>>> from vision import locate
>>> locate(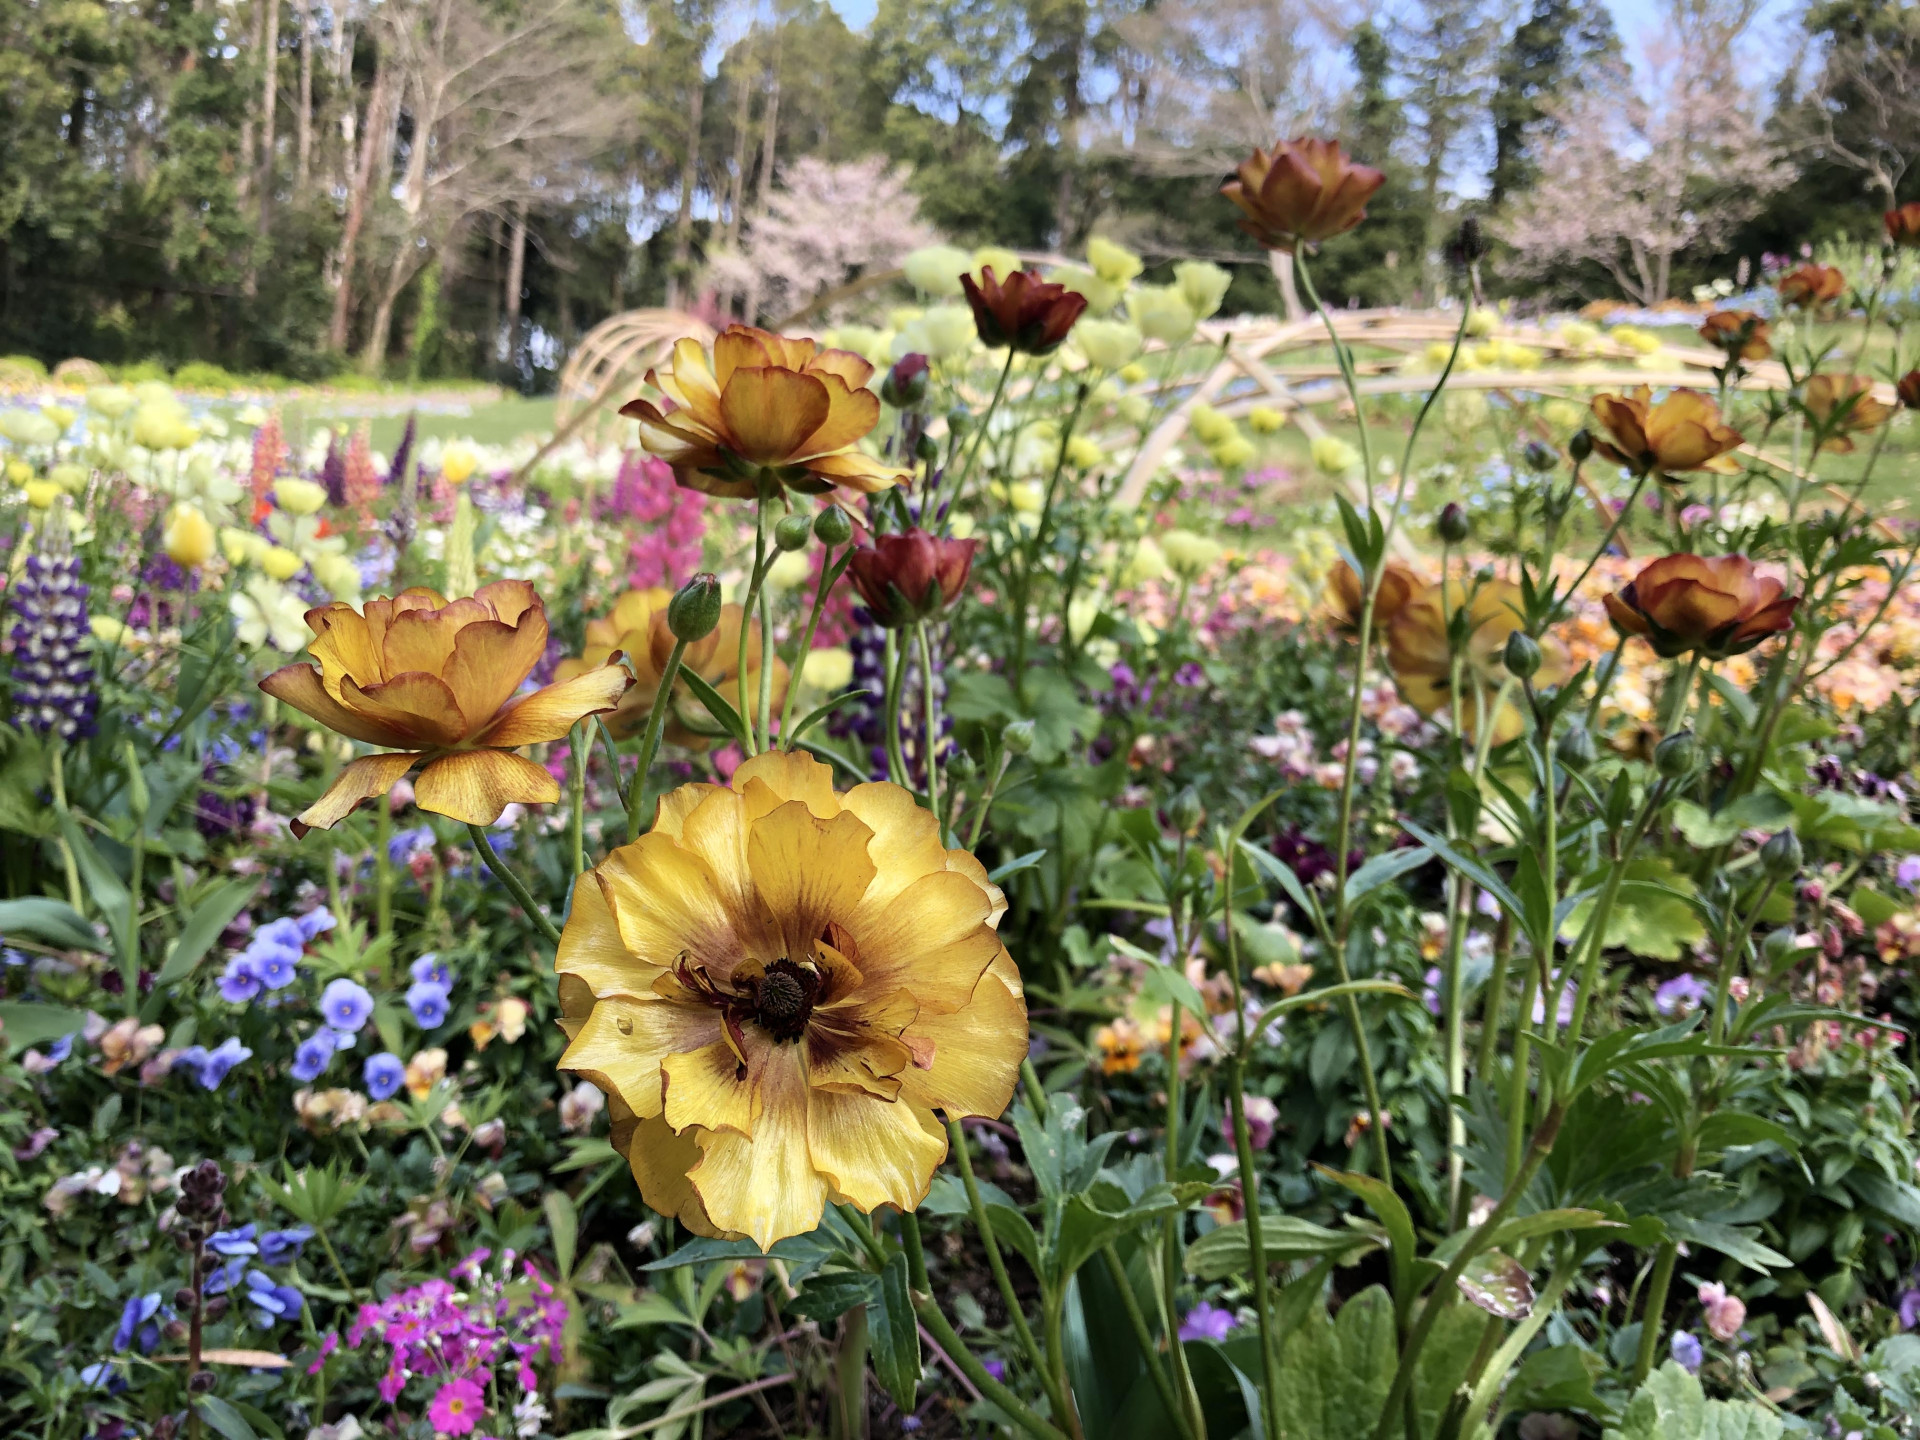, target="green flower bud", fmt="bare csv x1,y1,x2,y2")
915,432,940,464
1760,927,1799,966
1001,719,1036,756
1569,430,1594,464
1522,439,1559,473
668,572,723,643
1436,502,1470,544
1169,786,1205,835
946,406,972,438
1760,829,1803,878
813,504,854,547
1653,730,1697,779
1503,631,1543,679
774,514,812,552
1556,723,1597,772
